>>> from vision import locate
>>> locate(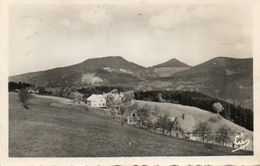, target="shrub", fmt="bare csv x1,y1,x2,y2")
18,90,33,109
208,116,220,123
